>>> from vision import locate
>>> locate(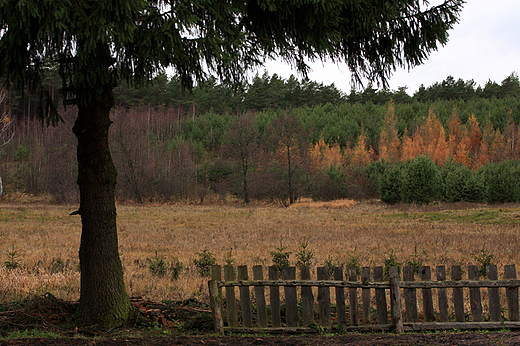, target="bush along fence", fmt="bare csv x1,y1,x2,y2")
208,264,520,335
